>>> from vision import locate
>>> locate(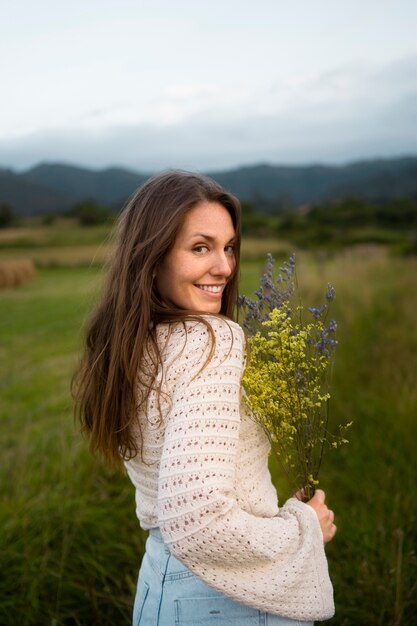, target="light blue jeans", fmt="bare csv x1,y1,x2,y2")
133,529,313,625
